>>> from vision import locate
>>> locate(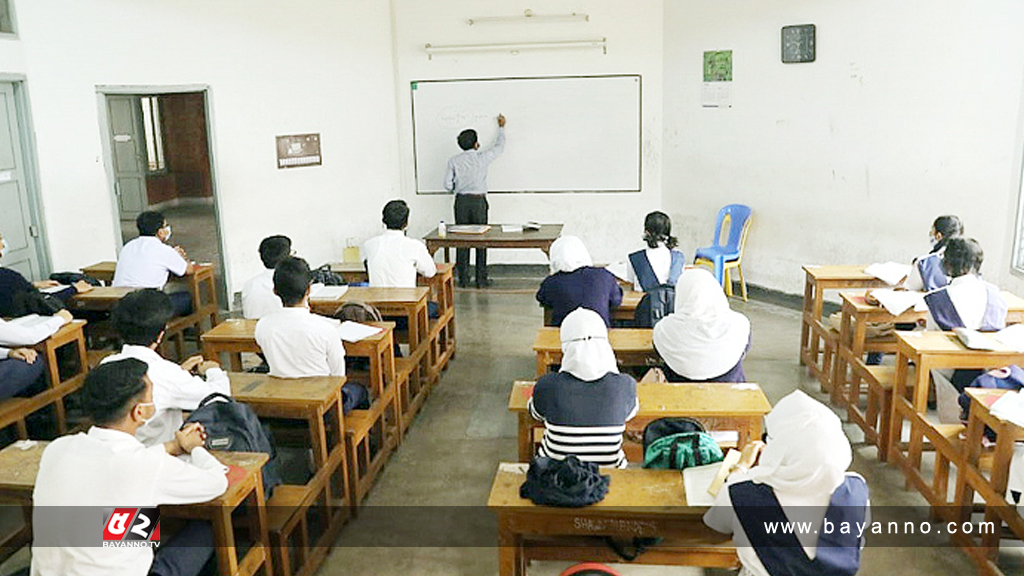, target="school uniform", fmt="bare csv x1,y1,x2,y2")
0,267,74,317
101,345,231,447
653,268,751,382
31,426,228,576
705,391,868,576
527,308,638,469
241,269,281,320
904,249,949,292
113,236,191,315
627,244,685,292
363,229,437,288
537,235,623,327
443,127,505,285
0,313,68,399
